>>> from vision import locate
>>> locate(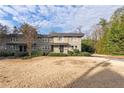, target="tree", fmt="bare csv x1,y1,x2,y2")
107,8,124,54
96,18,109,54
81,39,95,53
0,24,8,35
93,7,124,55
0,23,8,43
13,26,19,34
99,18,107,27
19,23,37,57
91,18,109,54
75,25,82,33
0,23,8,50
